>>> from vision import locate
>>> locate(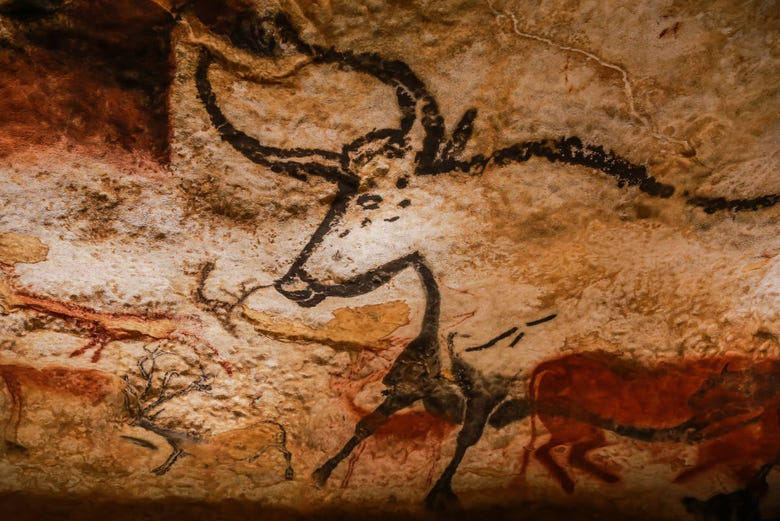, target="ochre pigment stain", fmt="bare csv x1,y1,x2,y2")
0,0,173,162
